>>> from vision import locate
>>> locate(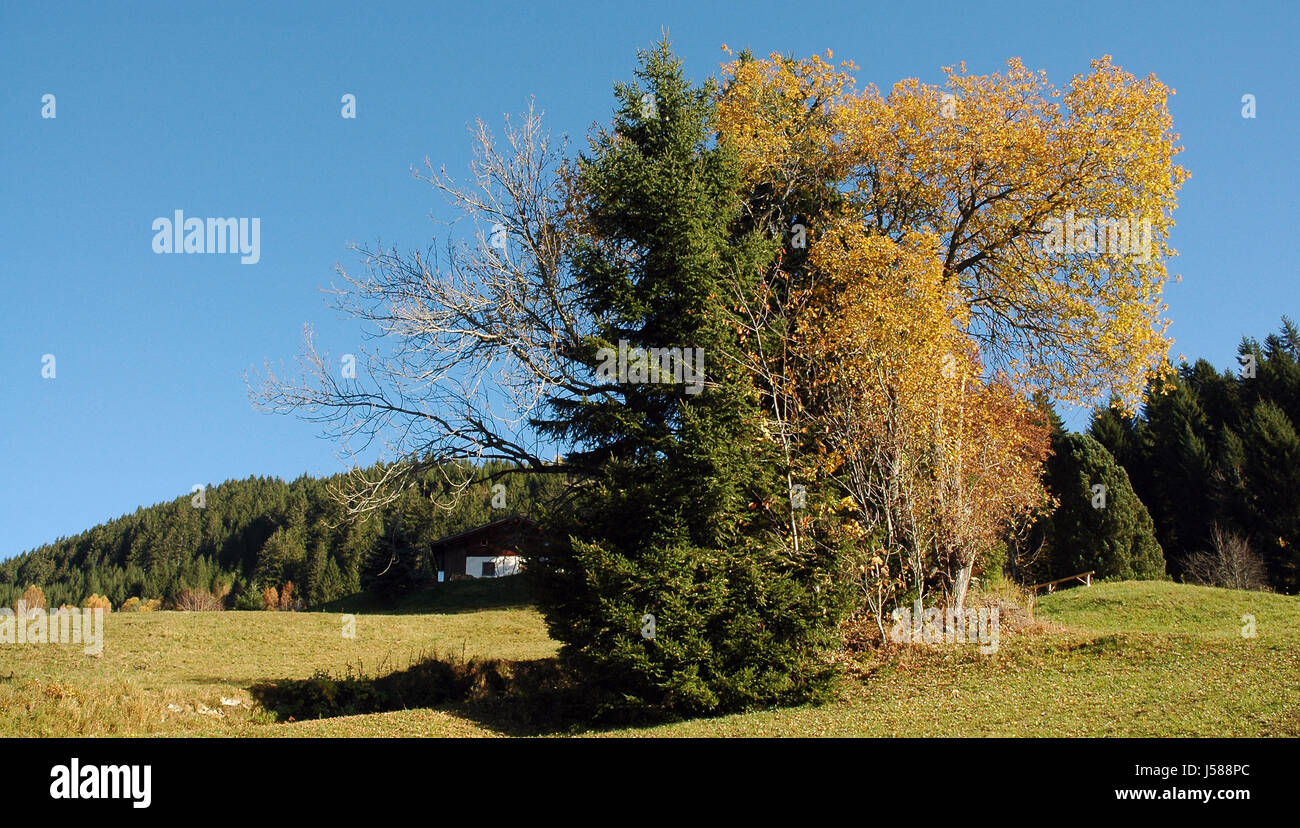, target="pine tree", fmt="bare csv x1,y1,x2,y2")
361,519,426,596
529,40,845,717
1043,432,1165,581
1089,399,1146,480
1240,400,1300,591
1140,369,1216,574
